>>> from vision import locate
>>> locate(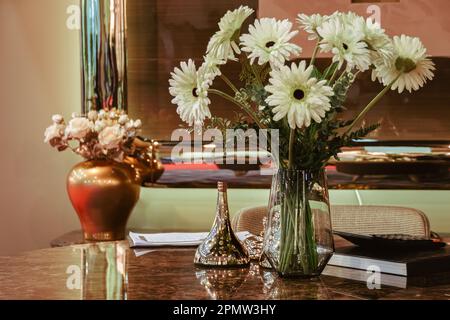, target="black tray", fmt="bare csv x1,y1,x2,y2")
334,231,447,251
